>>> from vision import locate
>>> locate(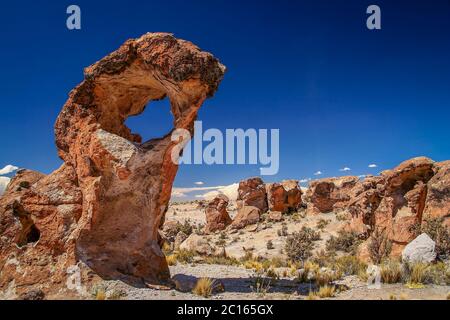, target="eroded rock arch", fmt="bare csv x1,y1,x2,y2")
0,33,225,296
